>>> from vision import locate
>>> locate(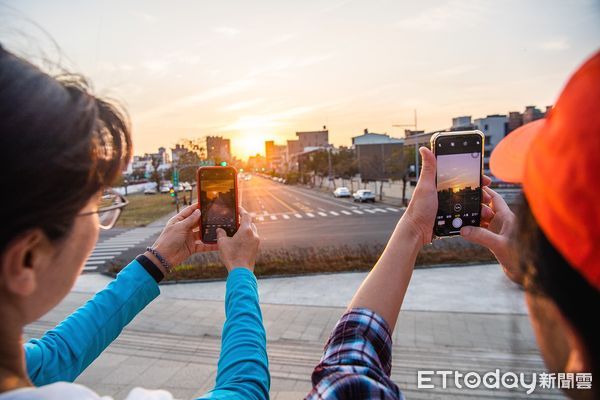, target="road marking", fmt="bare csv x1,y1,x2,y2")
373,208,387,213
364,209,376,214
329,211,339,216
294,213,303,219
306,213,315,218
317,212,327,217
270,215,277,220
386,207,399,212
341,210,352,215
352,210,364,215
83,266,99,271
283,214,290,219
85,260,109,265
87,256,115,261
90,251,121,256
93,246,131,250
264,190,298,213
